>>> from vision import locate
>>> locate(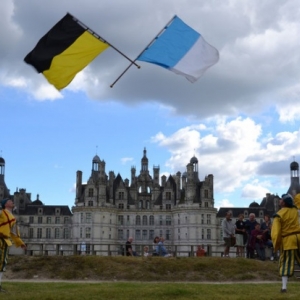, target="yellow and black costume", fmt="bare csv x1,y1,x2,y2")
272,197,300,277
